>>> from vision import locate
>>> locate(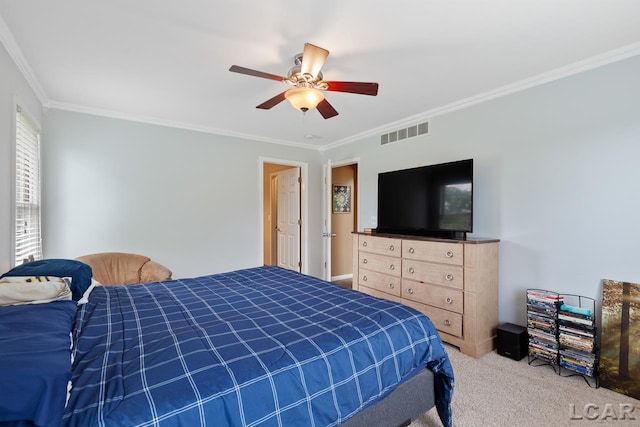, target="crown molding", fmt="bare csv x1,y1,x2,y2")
322,41,640,151
47,101,321,151
0,14,49,106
